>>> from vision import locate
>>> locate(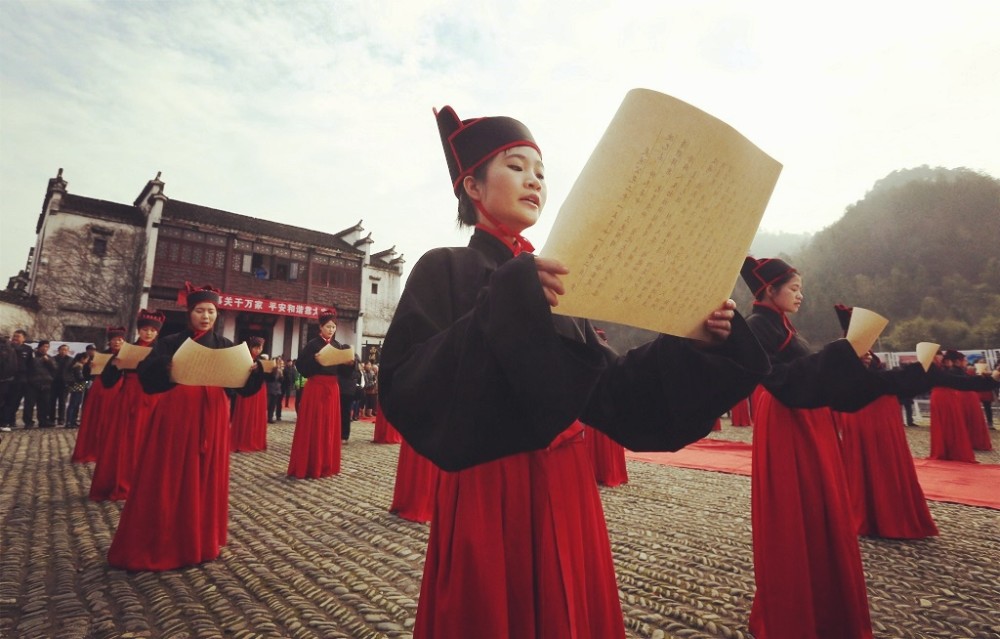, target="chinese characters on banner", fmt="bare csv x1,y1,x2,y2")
177,290,323,319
